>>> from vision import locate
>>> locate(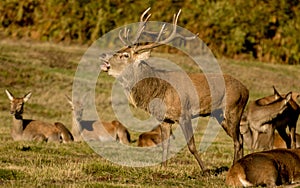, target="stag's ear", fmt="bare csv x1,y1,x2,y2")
273,86,281,99
23,92,32,103
5,89,14,101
